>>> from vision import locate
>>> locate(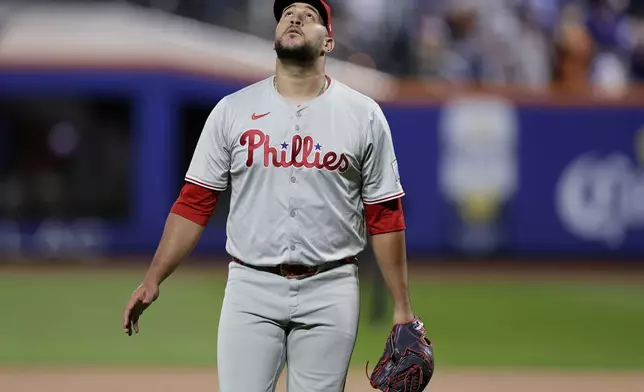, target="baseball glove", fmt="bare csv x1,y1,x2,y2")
366,317,434,392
